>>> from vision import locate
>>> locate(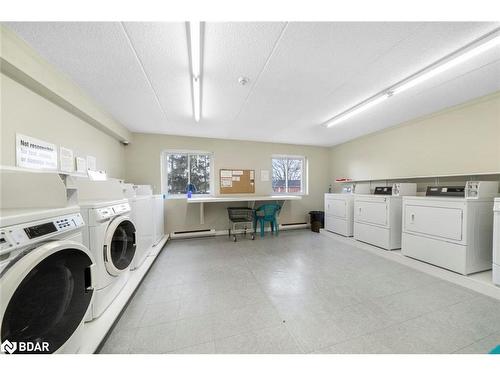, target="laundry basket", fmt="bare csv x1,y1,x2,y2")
227,207,255,242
